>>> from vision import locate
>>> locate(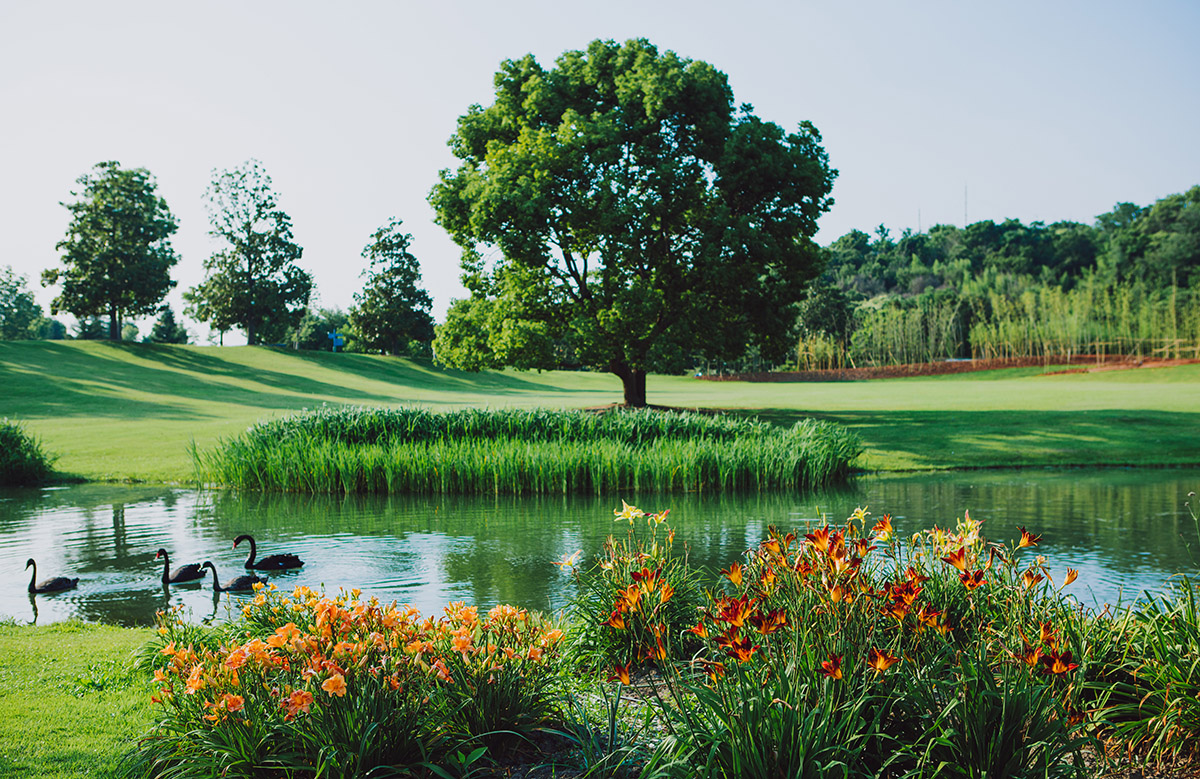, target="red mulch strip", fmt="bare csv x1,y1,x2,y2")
698,356,1200,383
